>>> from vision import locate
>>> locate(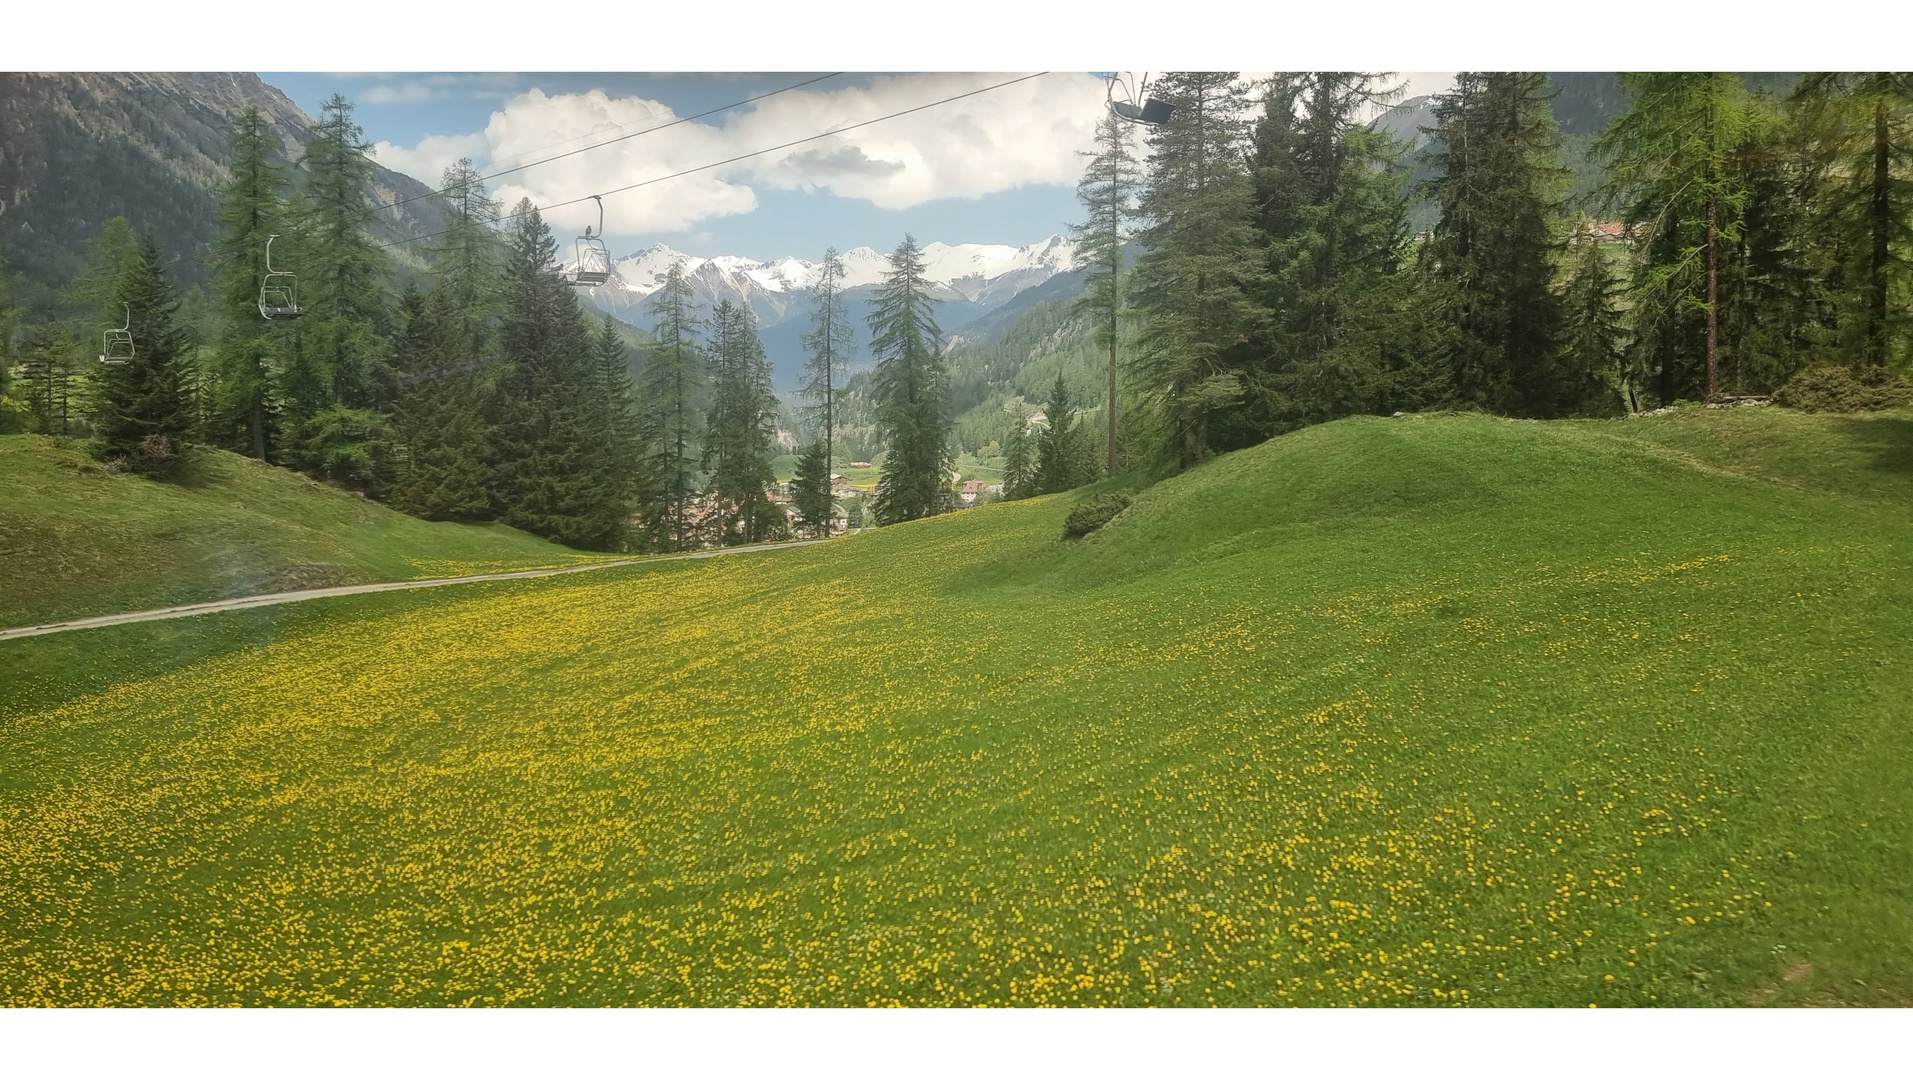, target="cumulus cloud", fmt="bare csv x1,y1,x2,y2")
369,132,490,185
374,73,1109,236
